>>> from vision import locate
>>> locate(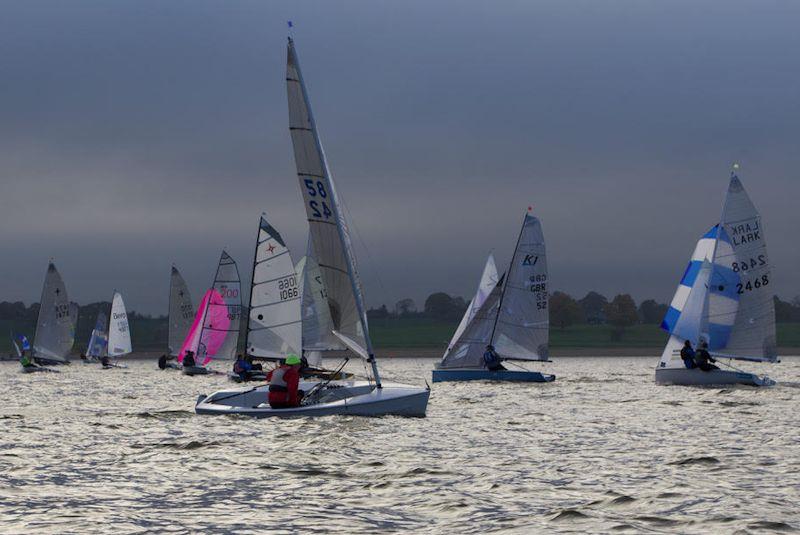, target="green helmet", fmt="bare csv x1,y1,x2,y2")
285,354,301,366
